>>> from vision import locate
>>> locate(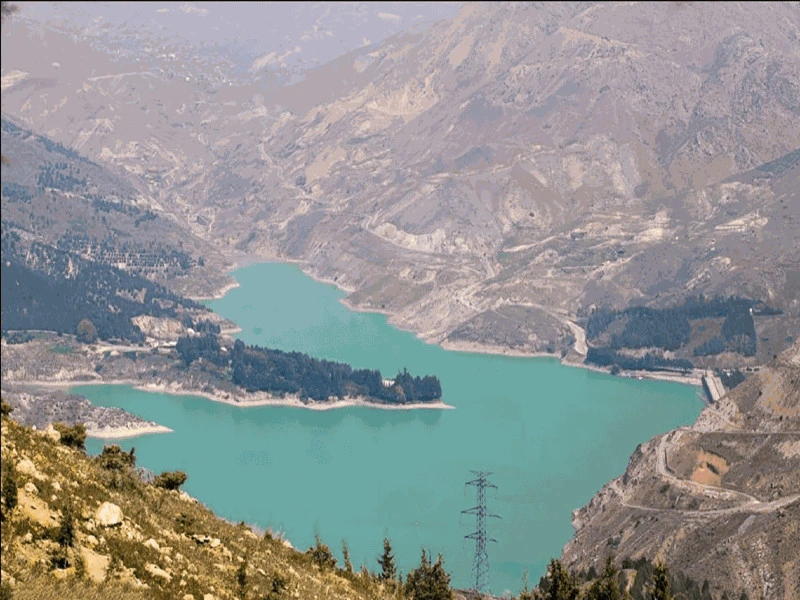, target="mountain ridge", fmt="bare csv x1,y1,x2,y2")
3,2,798,368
